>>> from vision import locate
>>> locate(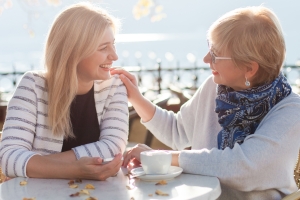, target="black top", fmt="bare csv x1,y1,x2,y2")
61,85,100,152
